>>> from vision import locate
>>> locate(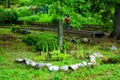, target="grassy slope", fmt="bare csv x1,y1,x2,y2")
0,28,120,80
